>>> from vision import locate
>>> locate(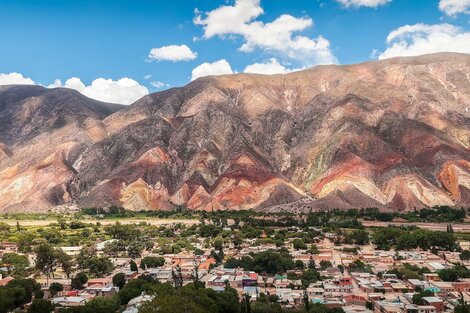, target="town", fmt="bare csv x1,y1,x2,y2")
0,207,469,313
